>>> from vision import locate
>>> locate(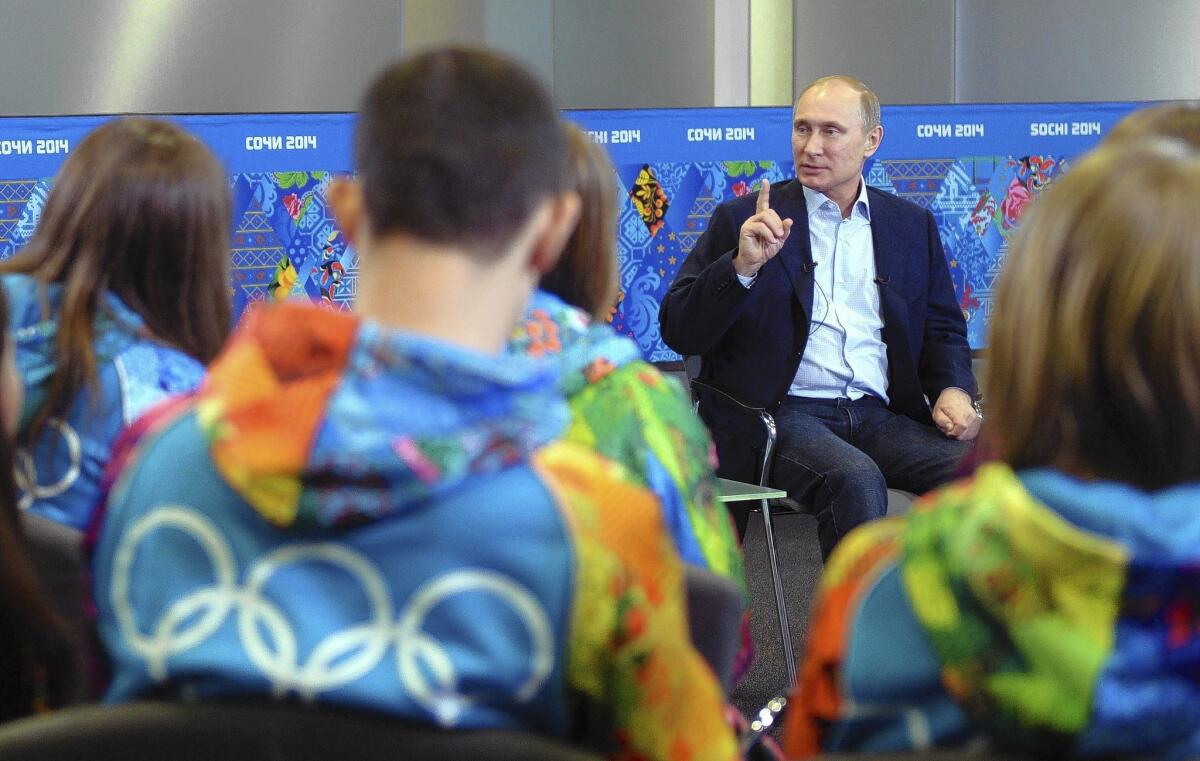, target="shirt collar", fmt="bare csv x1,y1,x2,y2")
802,178,871,222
